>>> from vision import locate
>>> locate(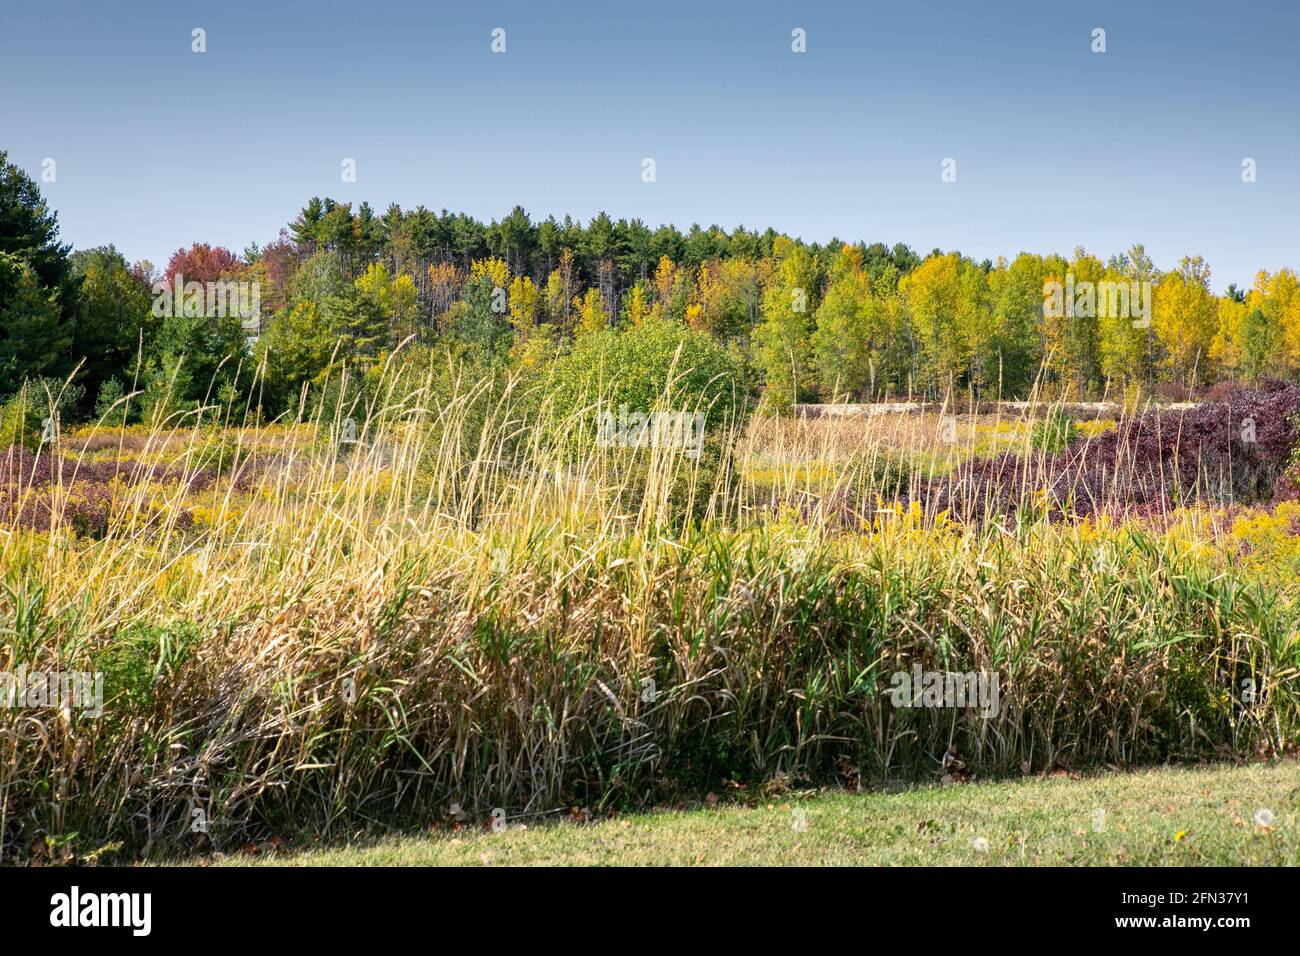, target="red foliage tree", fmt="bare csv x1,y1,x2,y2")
164,243,241,287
